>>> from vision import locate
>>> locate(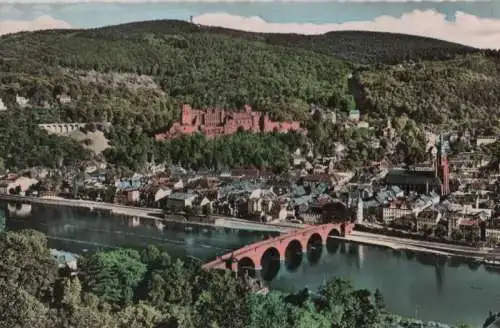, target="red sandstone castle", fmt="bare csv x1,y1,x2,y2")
155,104,305,141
